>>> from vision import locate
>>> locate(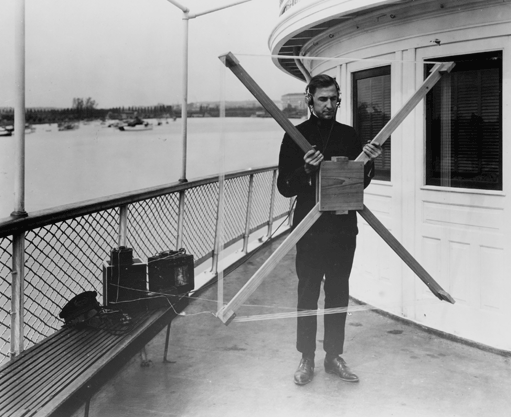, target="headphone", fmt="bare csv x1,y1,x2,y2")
305,75,342,107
